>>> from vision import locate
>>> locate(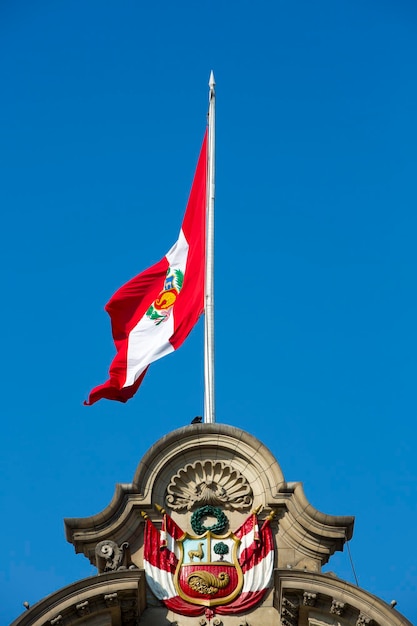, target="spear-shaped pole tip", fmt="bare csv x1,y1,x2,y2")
209,70,215,90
